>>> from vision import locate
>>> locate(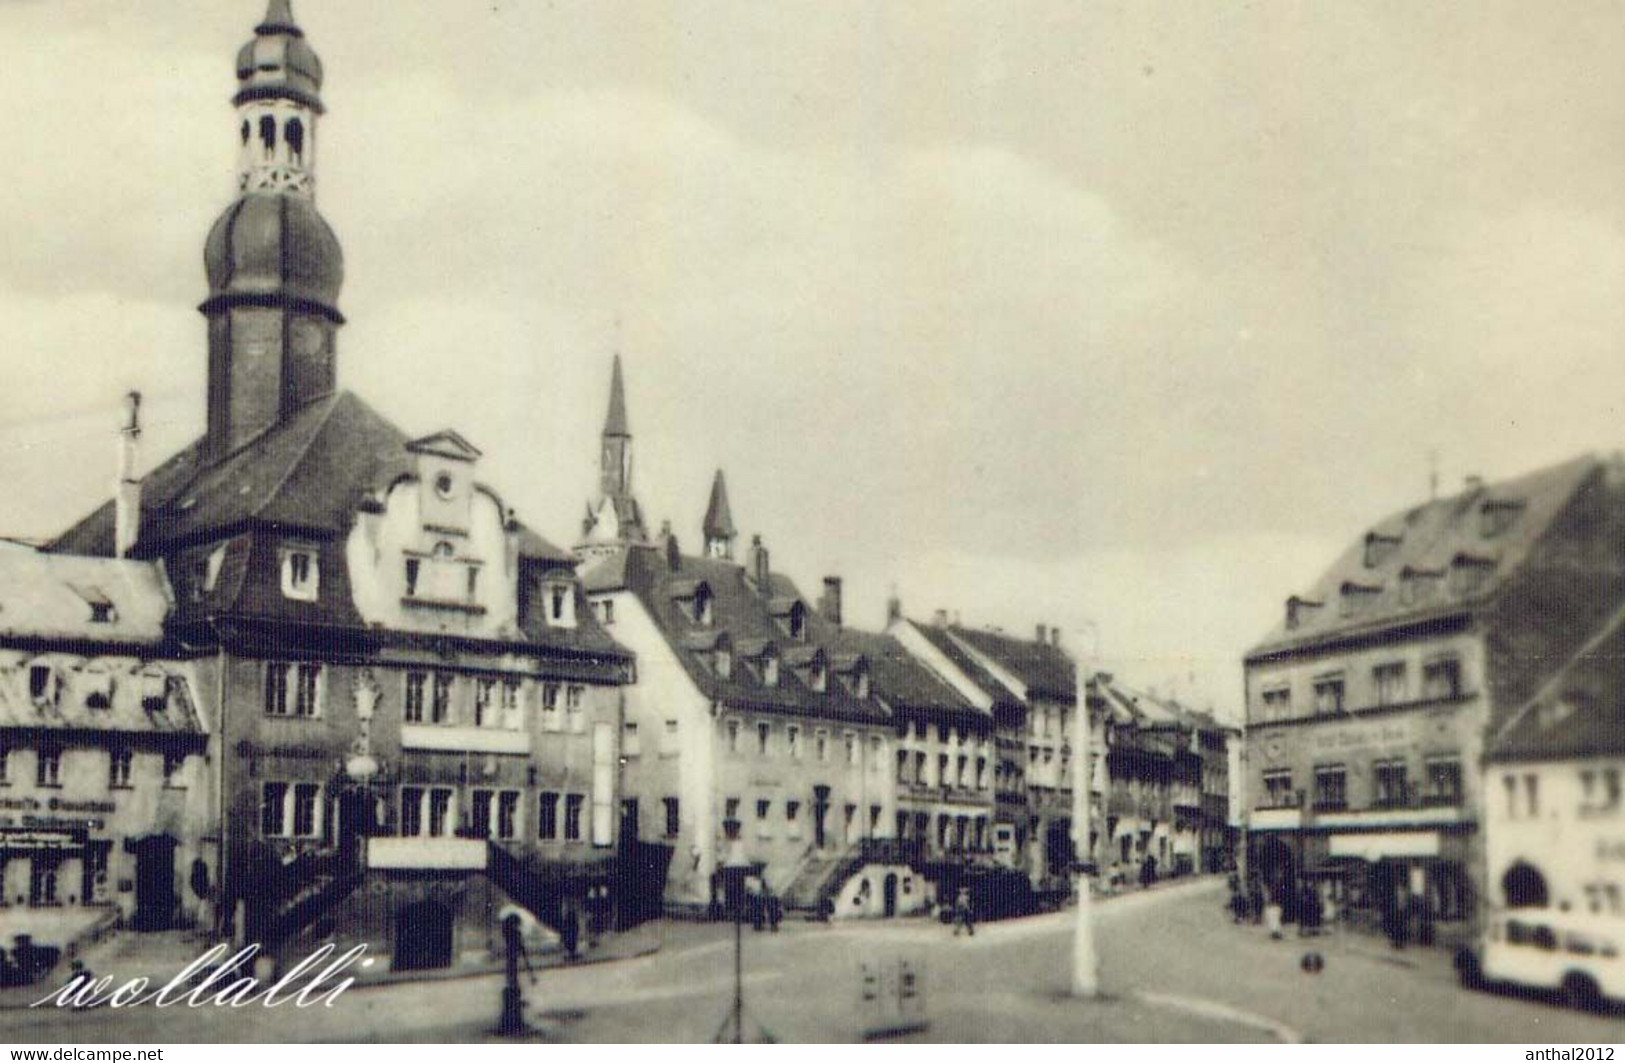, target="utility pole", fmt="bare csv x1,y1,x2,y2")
1072,655,1099,998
